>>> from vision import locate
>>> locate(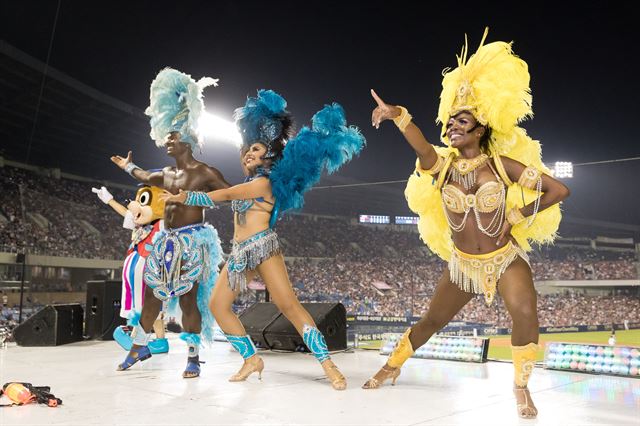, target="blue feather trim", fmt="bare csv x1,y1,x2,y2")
269,103,365,227
128,312,141,327
192,225,222,345
179,332,202,347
